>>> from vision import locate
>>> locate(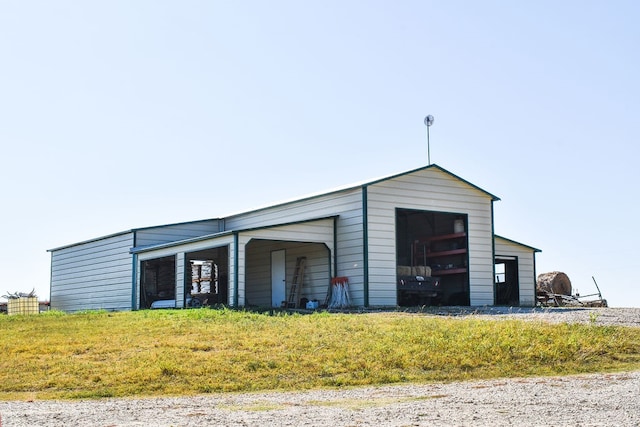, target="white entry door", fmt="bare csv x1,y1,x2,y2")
271,250,286,307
